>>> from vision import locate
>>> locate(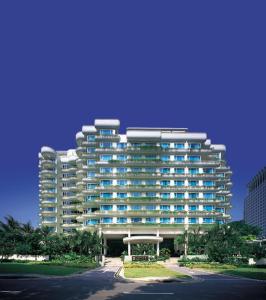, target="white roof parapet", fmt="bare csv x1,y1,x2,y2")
123,236,163,244
82,126,97,133
94,119,120,128
60,149,78,162
41,146,55,154
211,144,226,151
127,130,161,140
76,131,84,140
161,132,207,141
